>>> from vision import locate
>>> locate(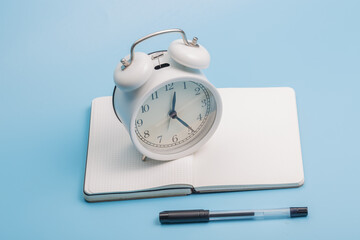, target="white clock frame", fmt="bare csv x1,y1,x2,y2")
113,29,222,161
